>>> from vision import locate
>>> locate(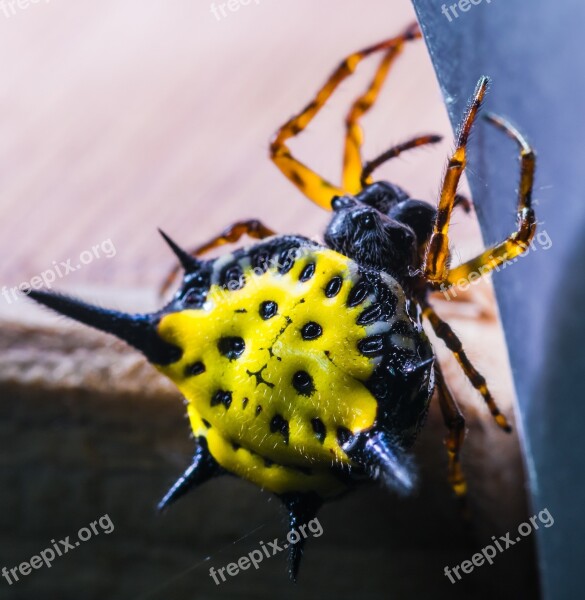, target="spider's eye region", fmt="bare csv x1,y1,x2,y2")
357,181,410,213
331,195,356,212
354,211,377,230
